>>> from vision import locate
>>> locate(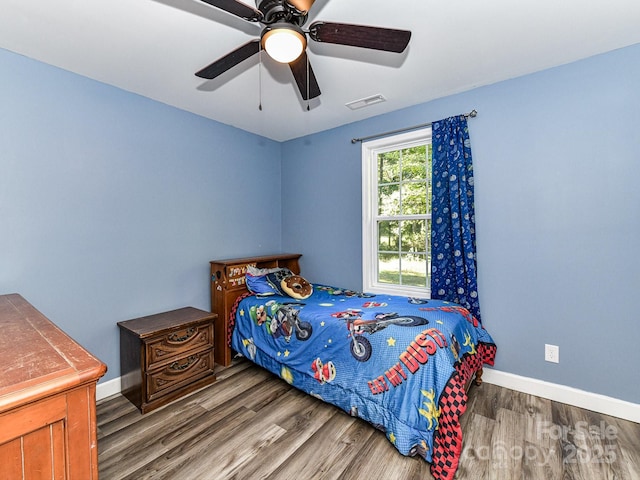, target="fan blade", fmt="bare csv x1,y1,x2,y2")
195,40,261,79
309,22,411,53
197,0,262,21
289,51,321,100
286,0,315,13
